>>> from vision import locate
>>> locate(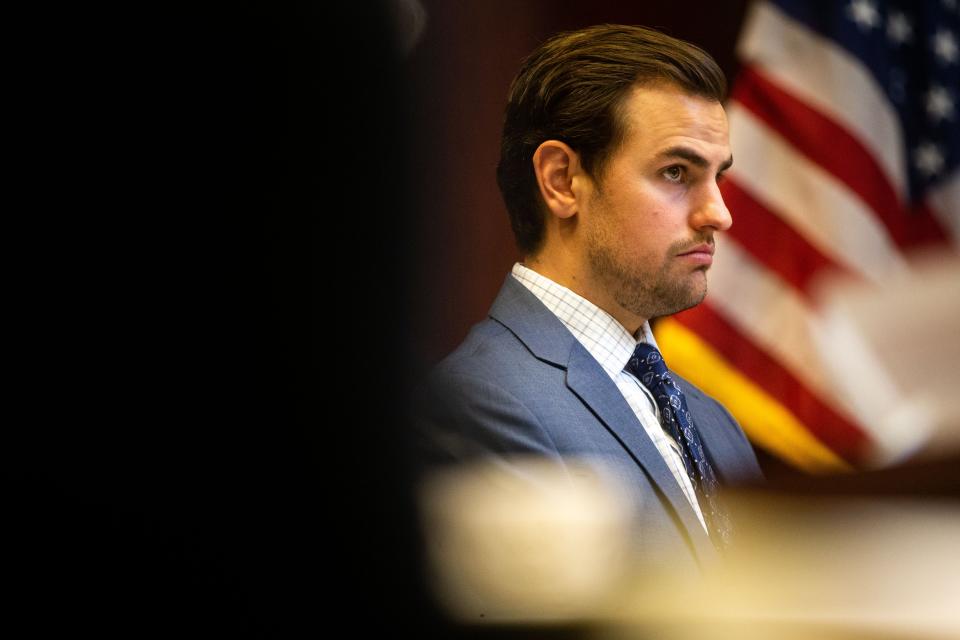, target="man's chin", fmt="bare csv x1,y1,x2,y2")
656,281,707,317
